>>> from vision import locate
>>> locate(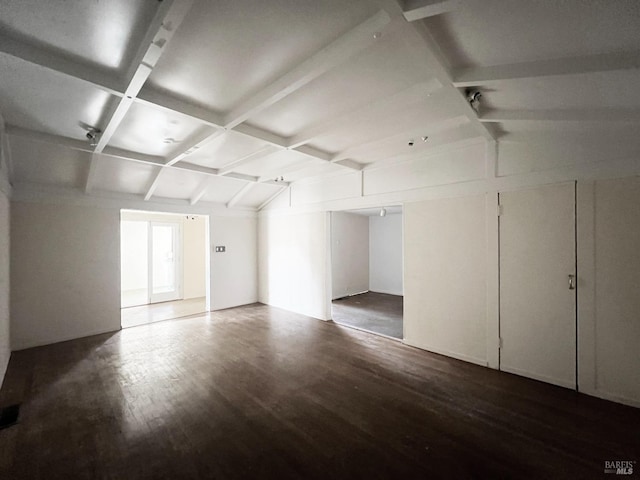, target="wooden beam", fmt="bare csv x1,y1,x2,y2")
218,146,280,176
144,168,165,201
453,51,640,87
332,114,468,162
84,153,100,193
402,0,460,21
94,0,194,153
226,183,256,208
0,30,124,96
165,127,222,166
0,112,13,185
223,10,391,129
480,108,640,124
136,86,224,127
258,186,288,210
288,80,442,148
189,177,212,206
